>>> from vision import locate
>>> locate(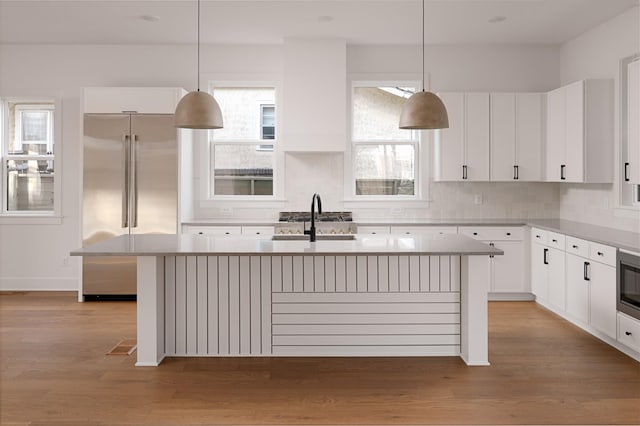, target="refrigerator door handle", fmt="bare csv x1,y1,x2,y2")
131,134,139,228
122,134,130,228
